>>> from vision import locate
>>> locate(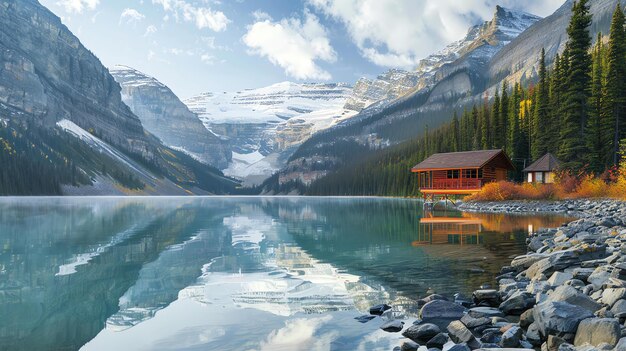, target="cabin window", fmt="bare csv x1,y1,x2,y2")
463,169,478,178
447,170,459,179
536,172,544,183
